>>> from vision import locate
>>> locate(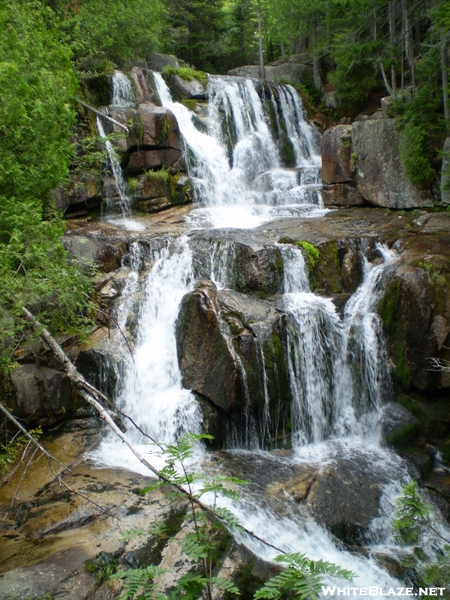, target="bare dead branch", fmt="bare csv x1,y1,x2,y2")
11,447,39,507
1,440,32,487
0,402,71,475
96,307,136,366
